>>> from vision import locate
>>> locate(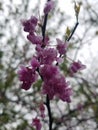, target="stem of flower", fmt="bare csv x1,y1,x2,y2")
42,14,48,42
67,21,79,42
42,0,51,42
46,95,53,130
